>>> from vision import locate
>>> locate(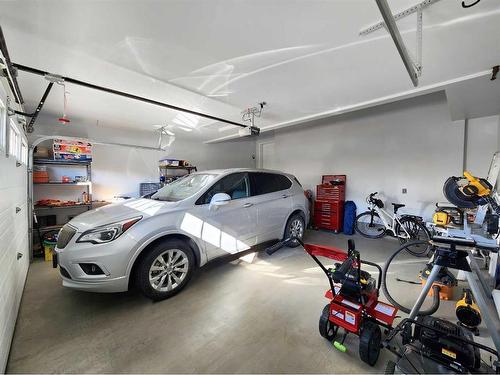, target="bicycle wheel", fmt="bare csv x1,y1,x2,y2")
355,211,386,238
395,217,431,256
